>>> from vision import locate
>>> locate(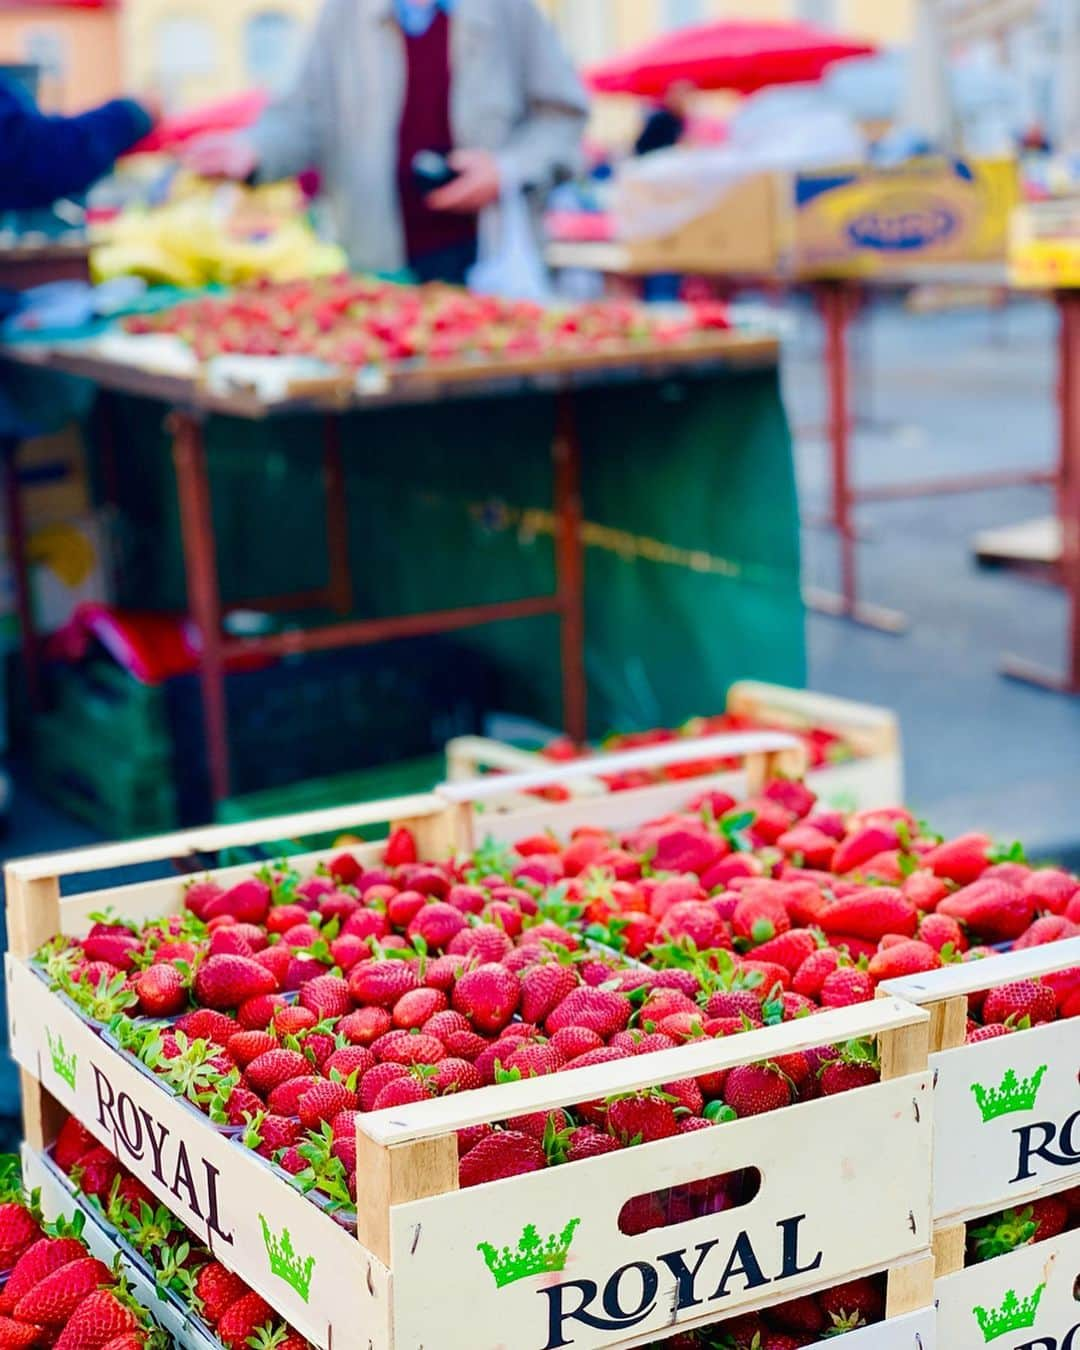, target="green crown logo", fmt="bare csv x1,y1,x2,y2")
45,1030,76,1090
973,1283,1046,1342
259,1215,315,1302
971,1065,1048,1122
478,1218,581,1289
